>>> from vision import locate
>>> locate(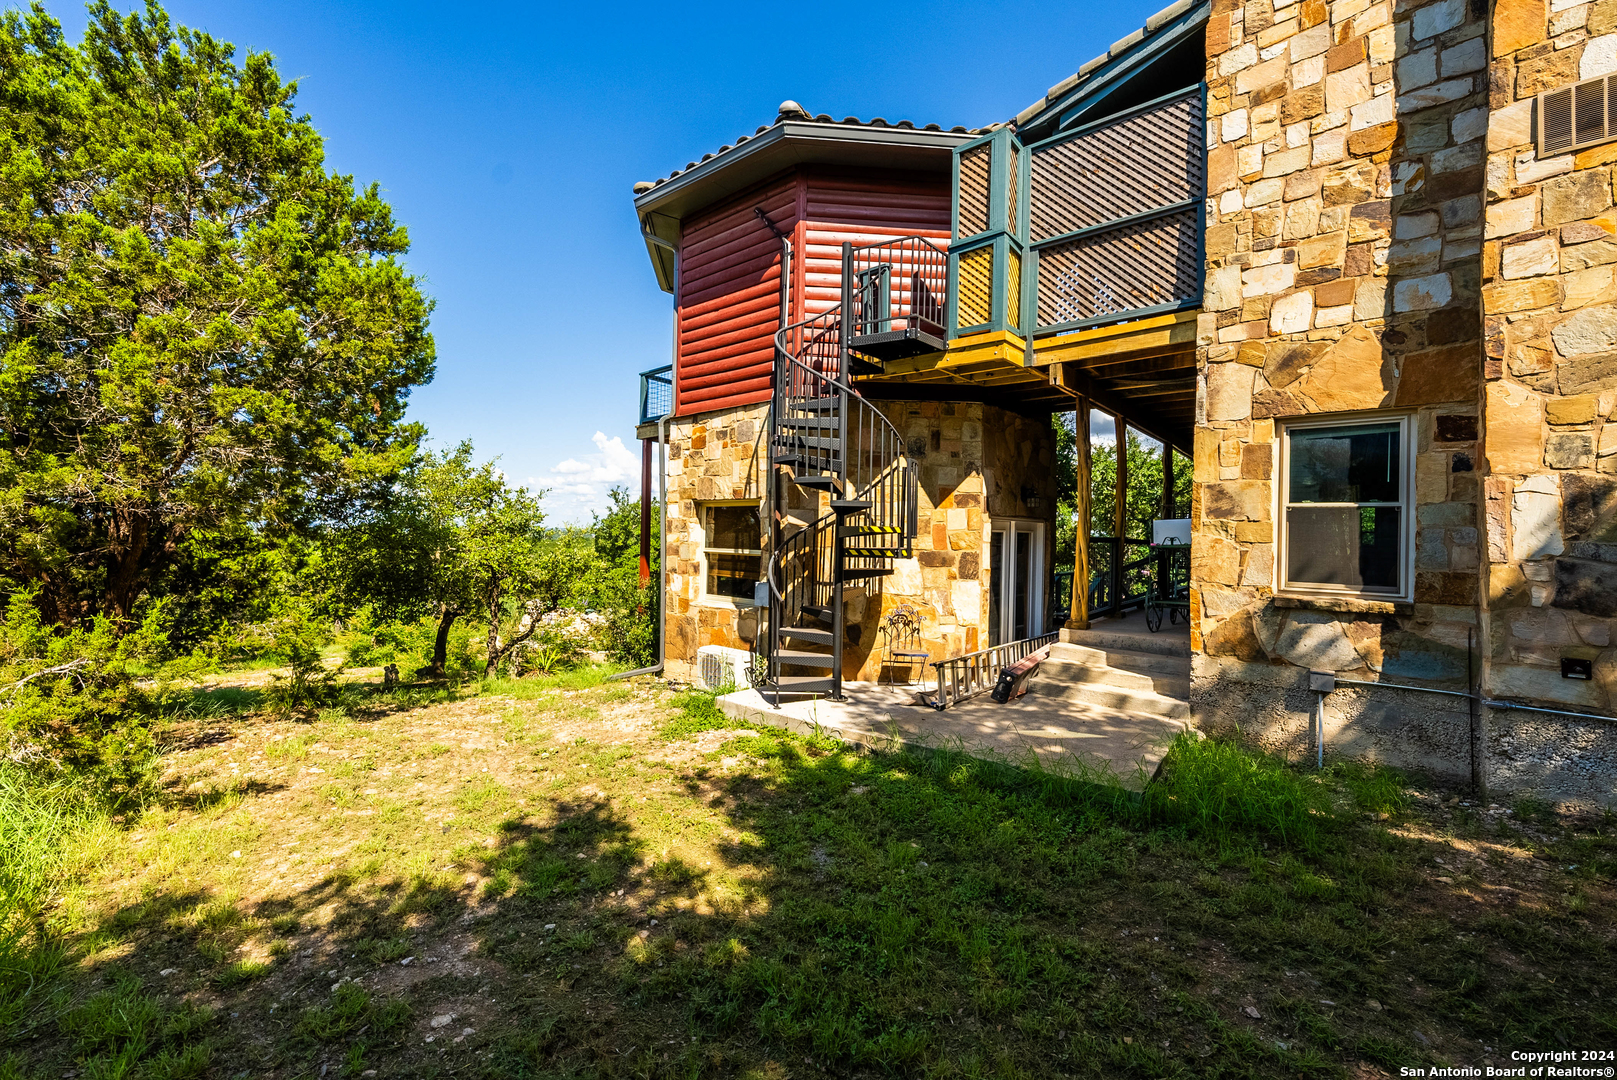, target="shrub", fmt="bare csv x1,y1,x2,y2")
0,594,176,803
